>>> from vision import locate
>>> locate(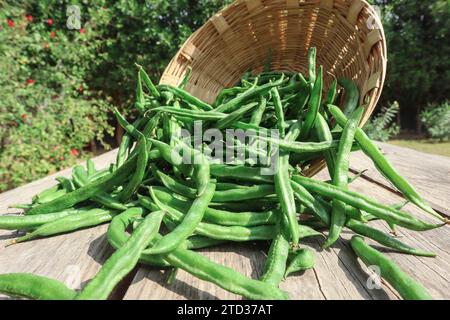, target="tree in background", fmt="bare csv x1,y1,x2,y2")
371,0,450,133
